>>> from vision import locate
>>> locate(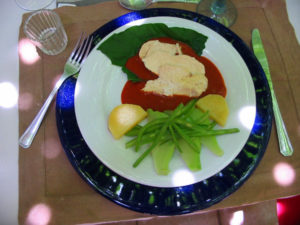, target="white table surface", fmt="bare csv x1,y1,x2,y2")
0,0,299,224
